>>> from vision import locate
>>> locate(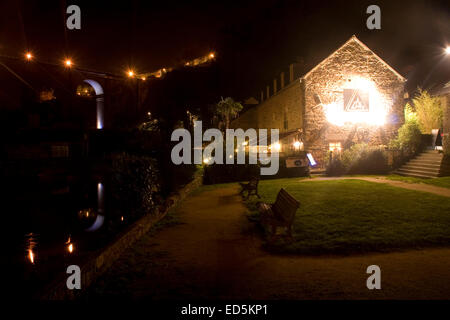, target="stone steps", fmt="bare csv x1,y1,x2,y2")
394,150,445,178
